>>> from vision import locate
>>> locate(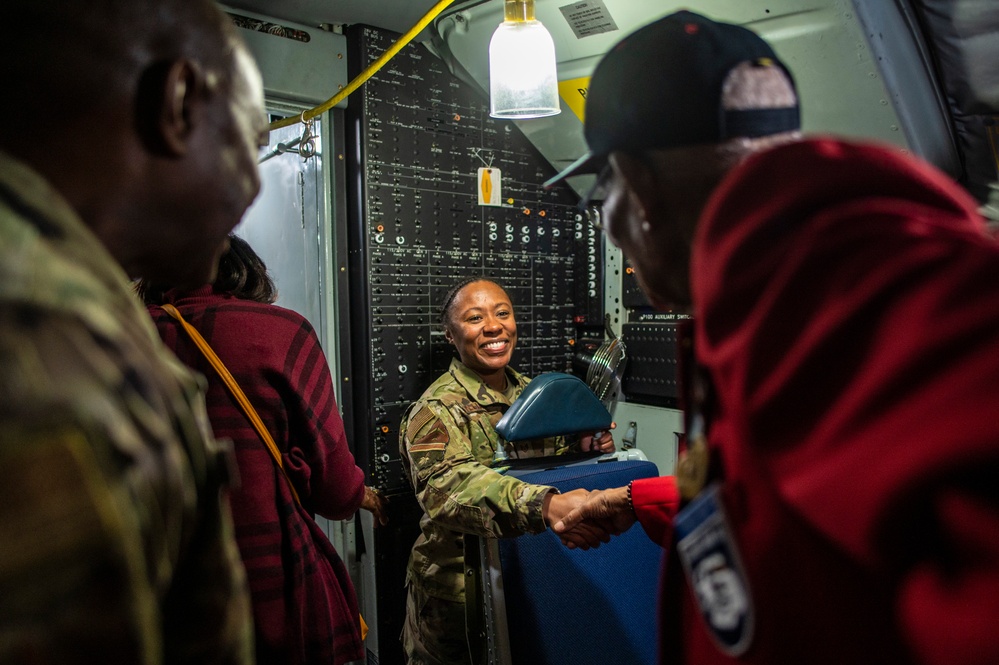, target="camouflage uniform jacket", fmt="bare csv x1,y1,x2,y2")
400,358,570,602
0,151,253,664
